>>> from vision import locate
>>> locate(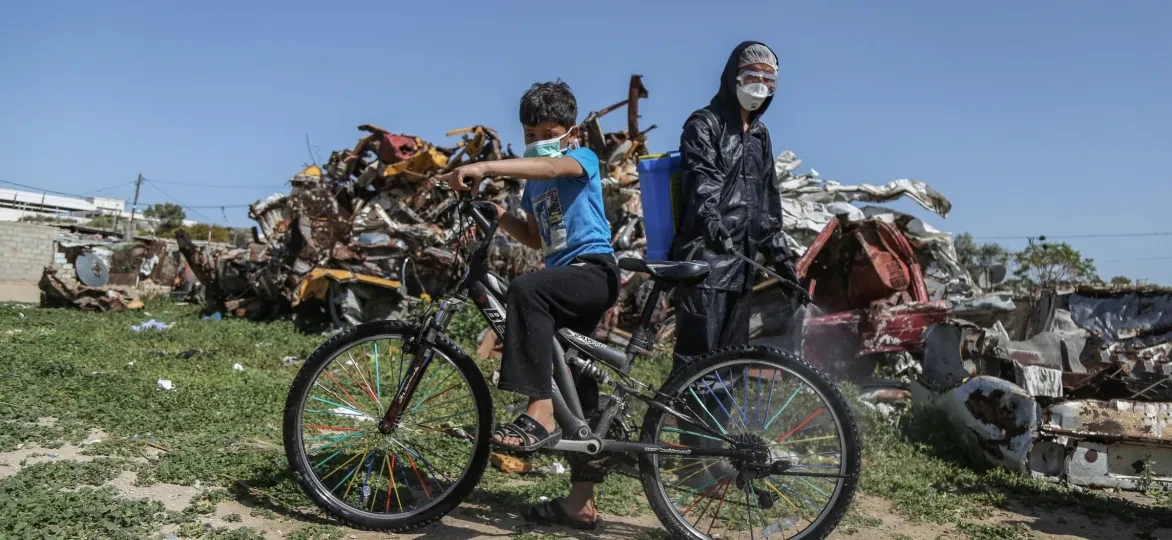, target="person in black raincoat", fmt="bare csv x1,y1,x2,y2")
665,41,800,503
671,40,798,365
